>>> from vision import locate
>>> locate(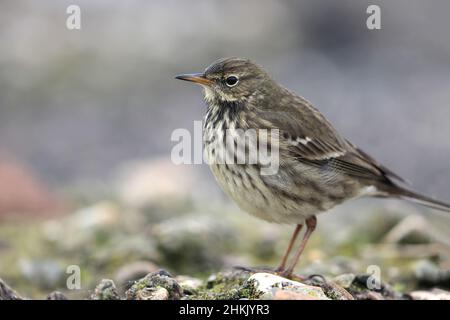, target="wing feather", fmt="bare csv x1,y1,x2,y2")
249,90,405,184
